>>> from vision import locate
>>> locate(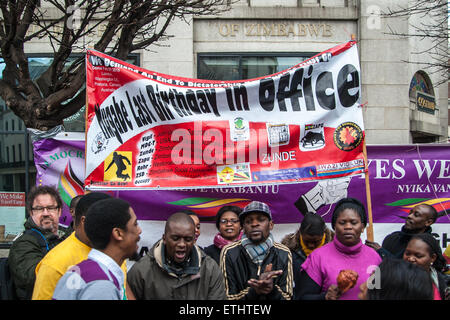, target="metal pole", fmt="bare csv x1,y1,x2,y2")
25,129,29,193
